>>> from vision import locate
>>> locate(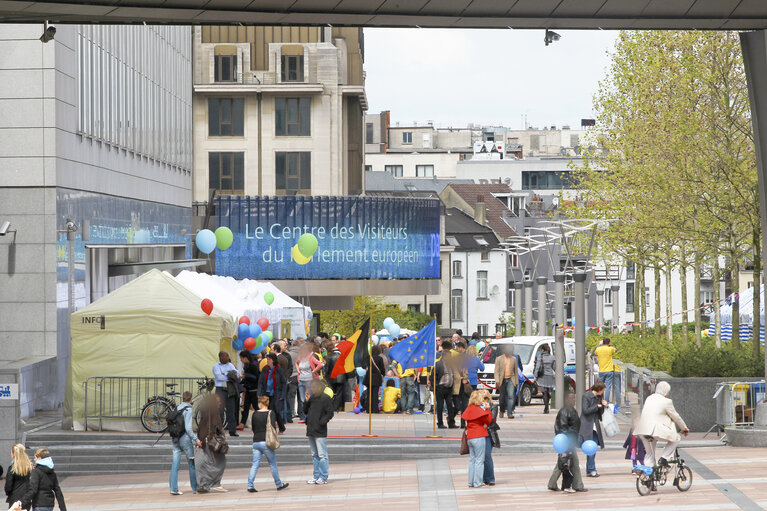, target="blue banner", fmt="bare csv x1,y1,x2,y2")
215,196,441,280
